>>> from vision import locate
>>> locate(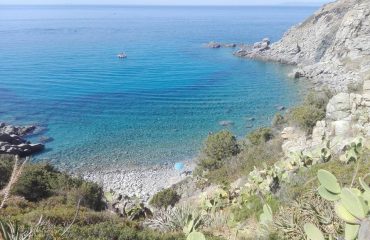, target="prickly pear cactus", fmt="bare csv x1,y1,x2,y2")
186,231,206,240
305,169,370,240
340,138,364,164
259,204,273,226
